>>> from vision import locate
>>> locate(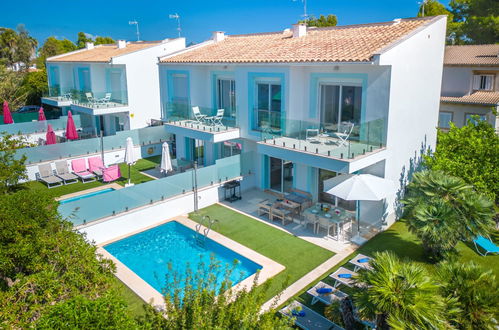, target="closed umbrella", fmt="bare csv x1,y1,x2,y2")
2,101,13,124
45,124,56,145
65,111,79,140
38,107,46,121
160,142,173,174
124,137,136,186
